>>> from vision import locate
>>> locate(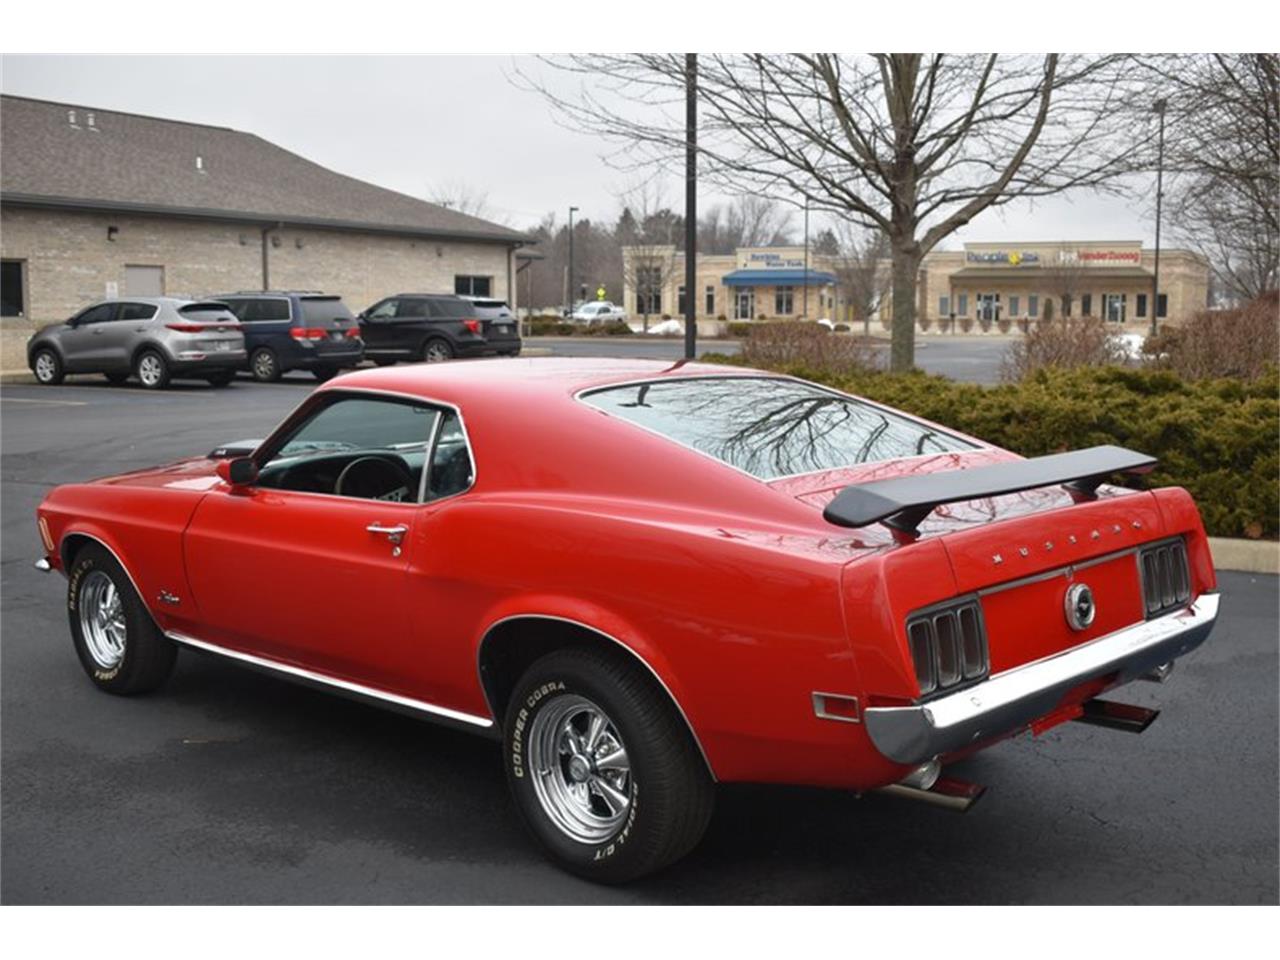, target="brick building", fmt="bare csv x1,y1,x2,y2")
0,95,531,330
